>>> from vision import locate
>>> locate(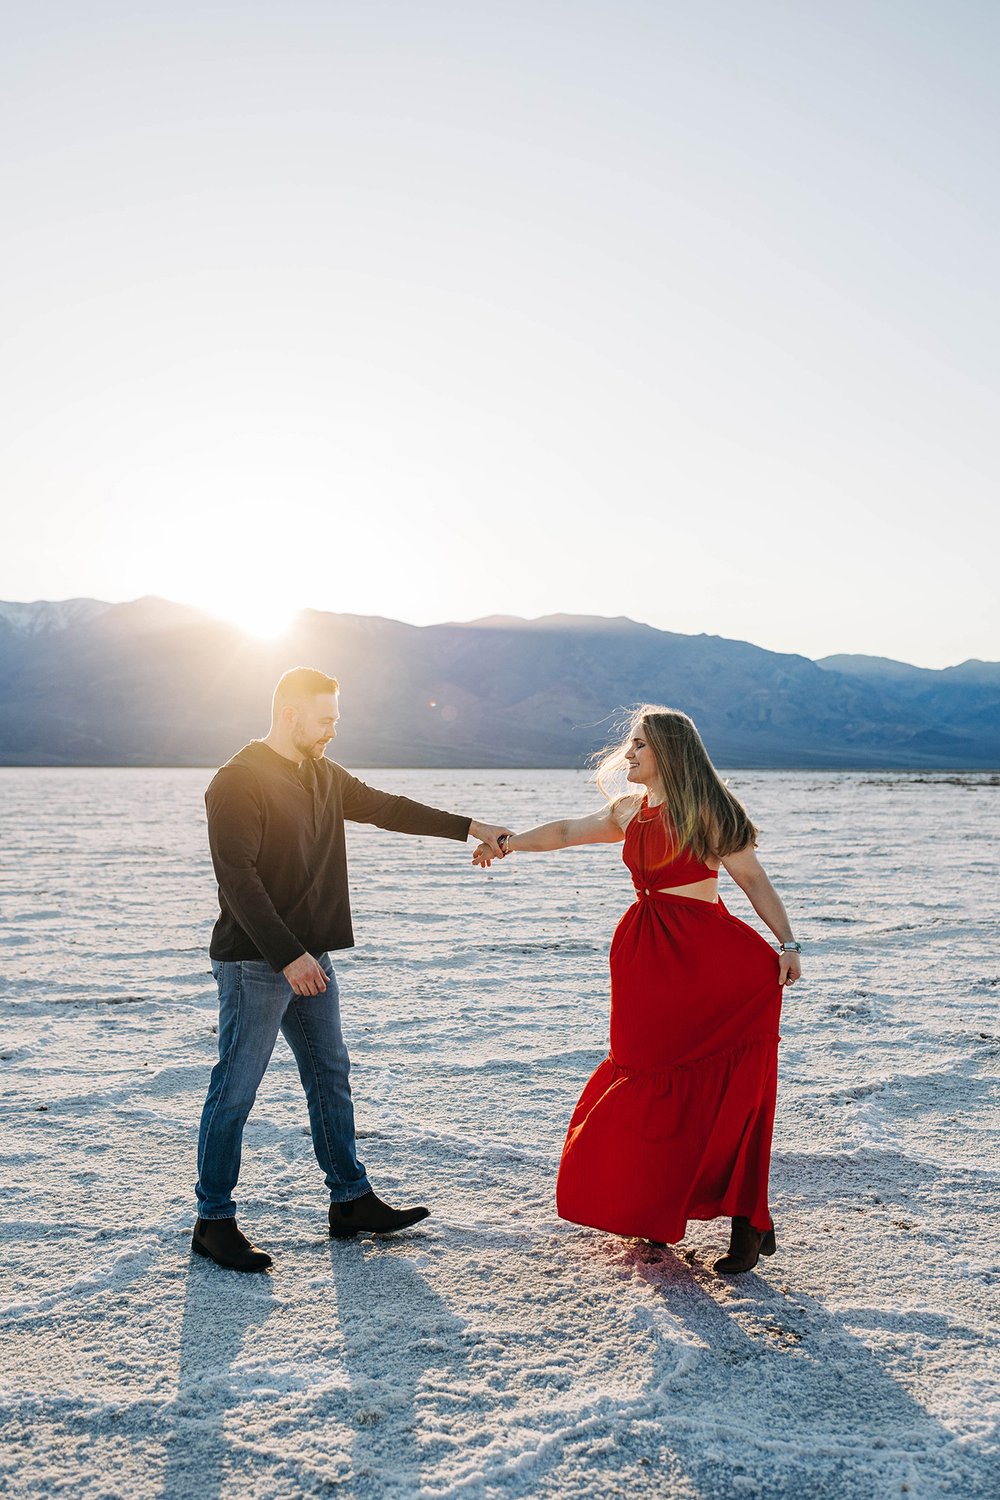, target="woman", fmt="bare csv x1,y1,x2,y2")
473,705,801,1273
